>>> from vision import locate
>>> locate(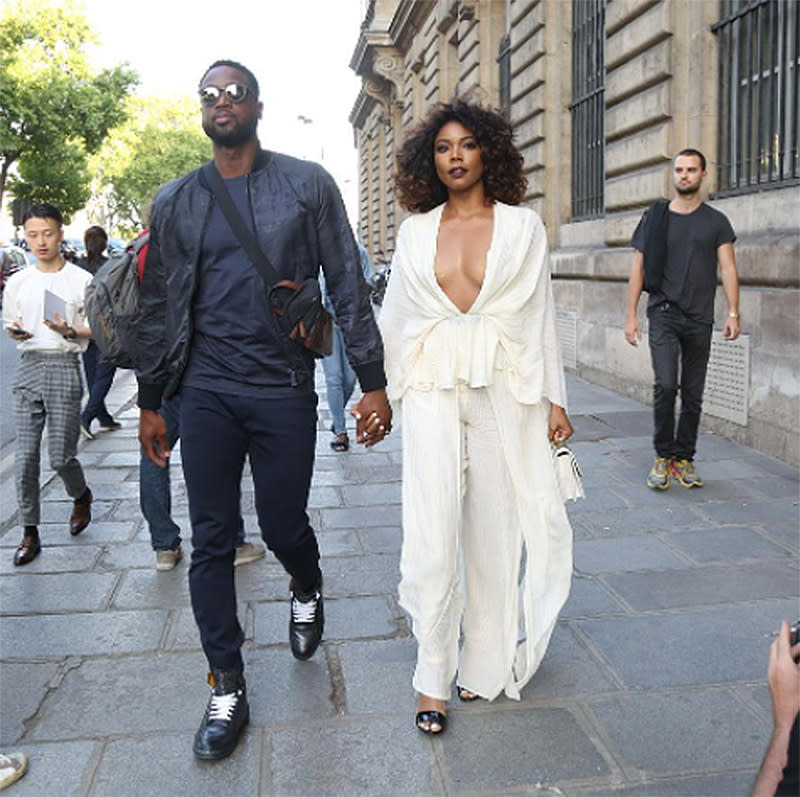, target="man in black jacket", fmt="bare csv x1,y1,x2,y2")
136,60,391,760
624,148,740,491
